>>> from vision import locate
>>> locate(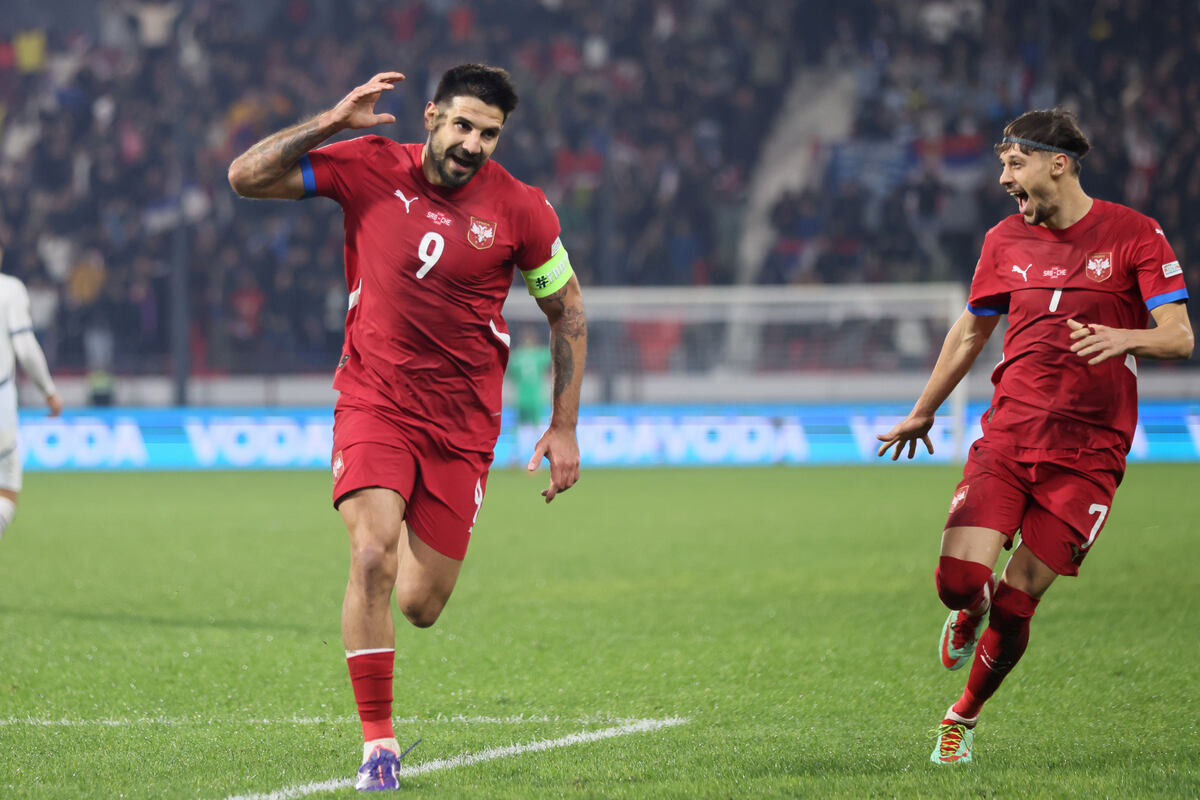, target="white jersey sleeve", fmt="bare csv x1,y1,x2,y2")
0,276,56,398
